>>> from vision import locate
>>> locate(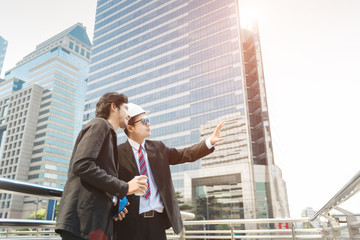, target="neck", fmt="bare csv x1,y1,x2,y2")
130,135,145,145
107,118,119,130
